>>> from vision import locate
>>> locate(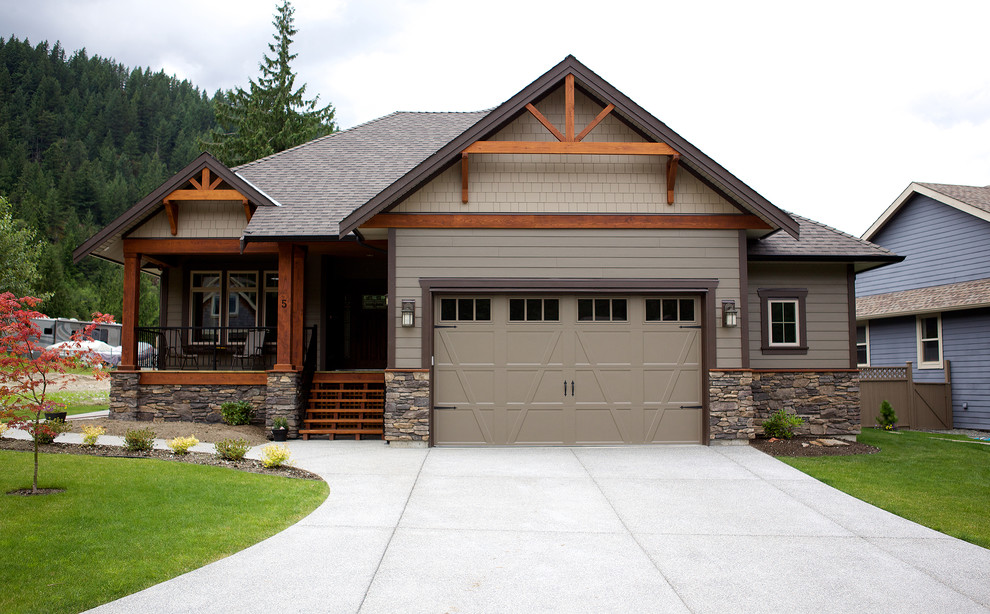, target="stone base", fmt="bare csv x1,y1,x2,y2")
384,369,430,442
709,369,860,441
387,440,429,448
